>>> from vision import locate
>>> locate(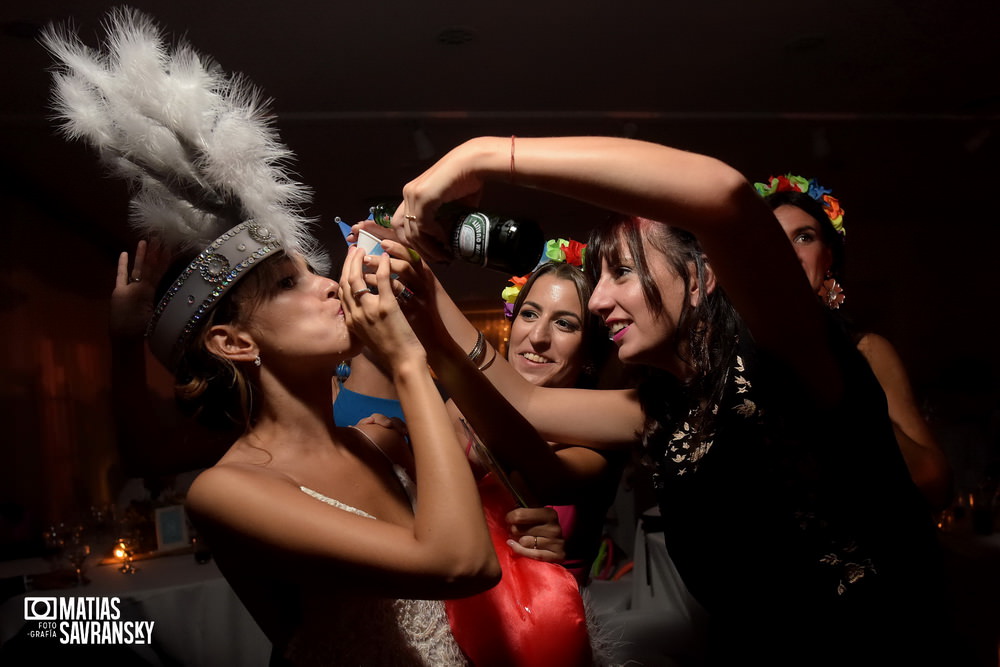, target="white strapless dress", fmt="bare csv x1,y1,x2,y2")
279,484,467,666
